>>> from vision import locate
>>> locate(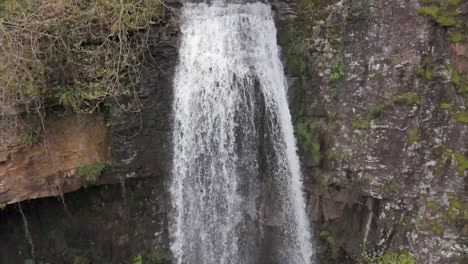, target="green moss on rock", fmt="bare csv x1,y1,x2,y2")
448,197,468,222
408,128,421,146
431,224,444,235
449,31,464,42
435,15,457,26
346,2,373,23
454,153,468,174
446,0,463,6
418,0,463,27
383,180,399,193
393,92,423,106
352,116,371,129
360,250,416,264
295,119,321,162
419,6,440,18
452,111,468,124
427,201,440,210
330,56,347,98
368,104,385,119
440,102,452,110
